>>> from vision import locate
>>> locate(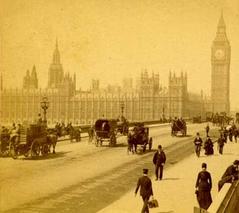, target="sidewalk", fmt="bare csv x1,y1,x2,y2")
98,141,239,213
